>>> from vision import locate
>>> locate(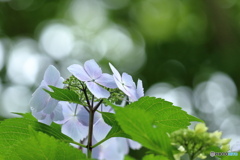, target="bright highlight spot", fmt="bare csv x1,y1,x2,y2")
40,23,74,60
